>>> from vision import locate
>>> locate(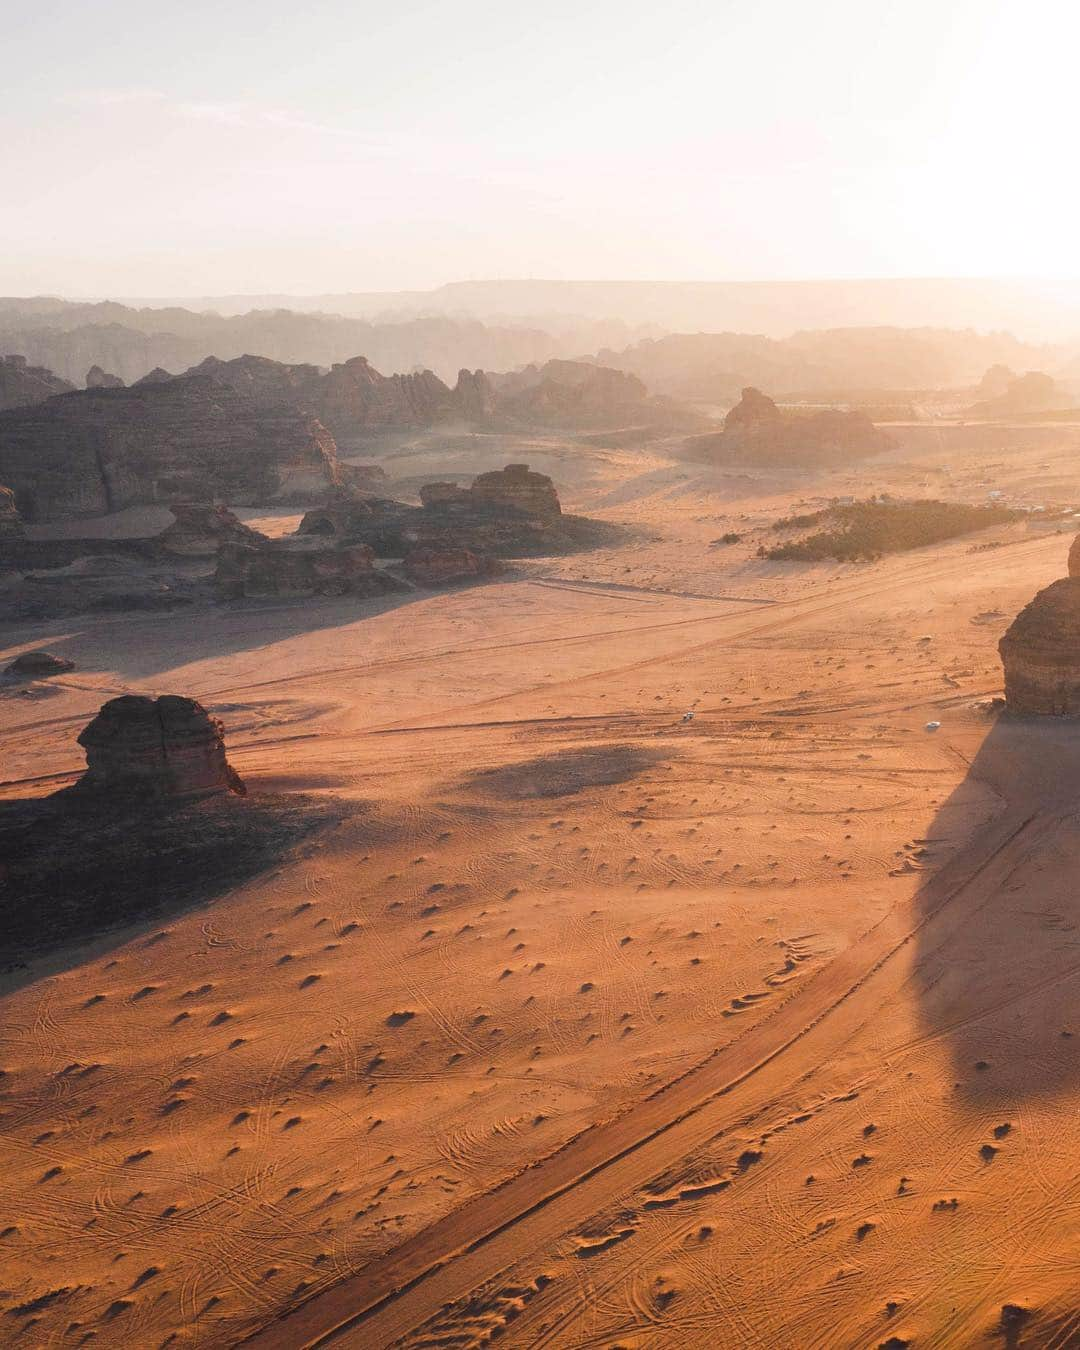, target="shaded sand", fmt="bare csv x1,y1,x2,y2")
2,427,1080,1346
